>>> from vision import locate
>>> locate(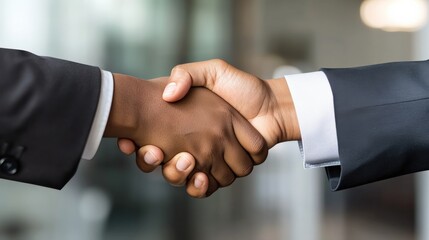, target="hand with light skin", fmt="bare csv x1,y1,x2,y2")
106,73,268,196
118,59,301,197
